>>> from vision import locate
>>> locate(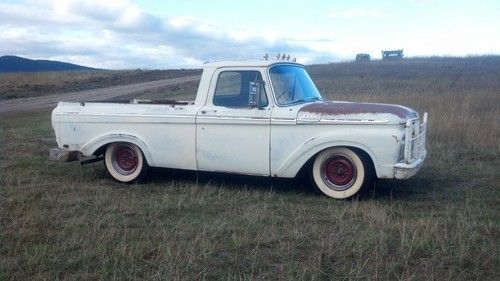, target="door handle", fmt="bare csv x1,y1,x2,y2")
200,109,217,114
